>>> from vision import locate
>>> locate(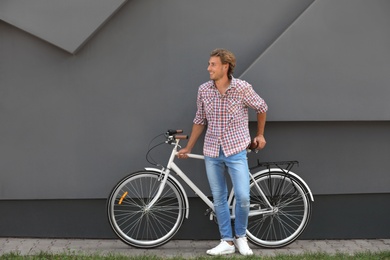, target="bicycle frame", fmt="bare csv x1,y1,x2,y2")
145,139,213,216
144,138,280,220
